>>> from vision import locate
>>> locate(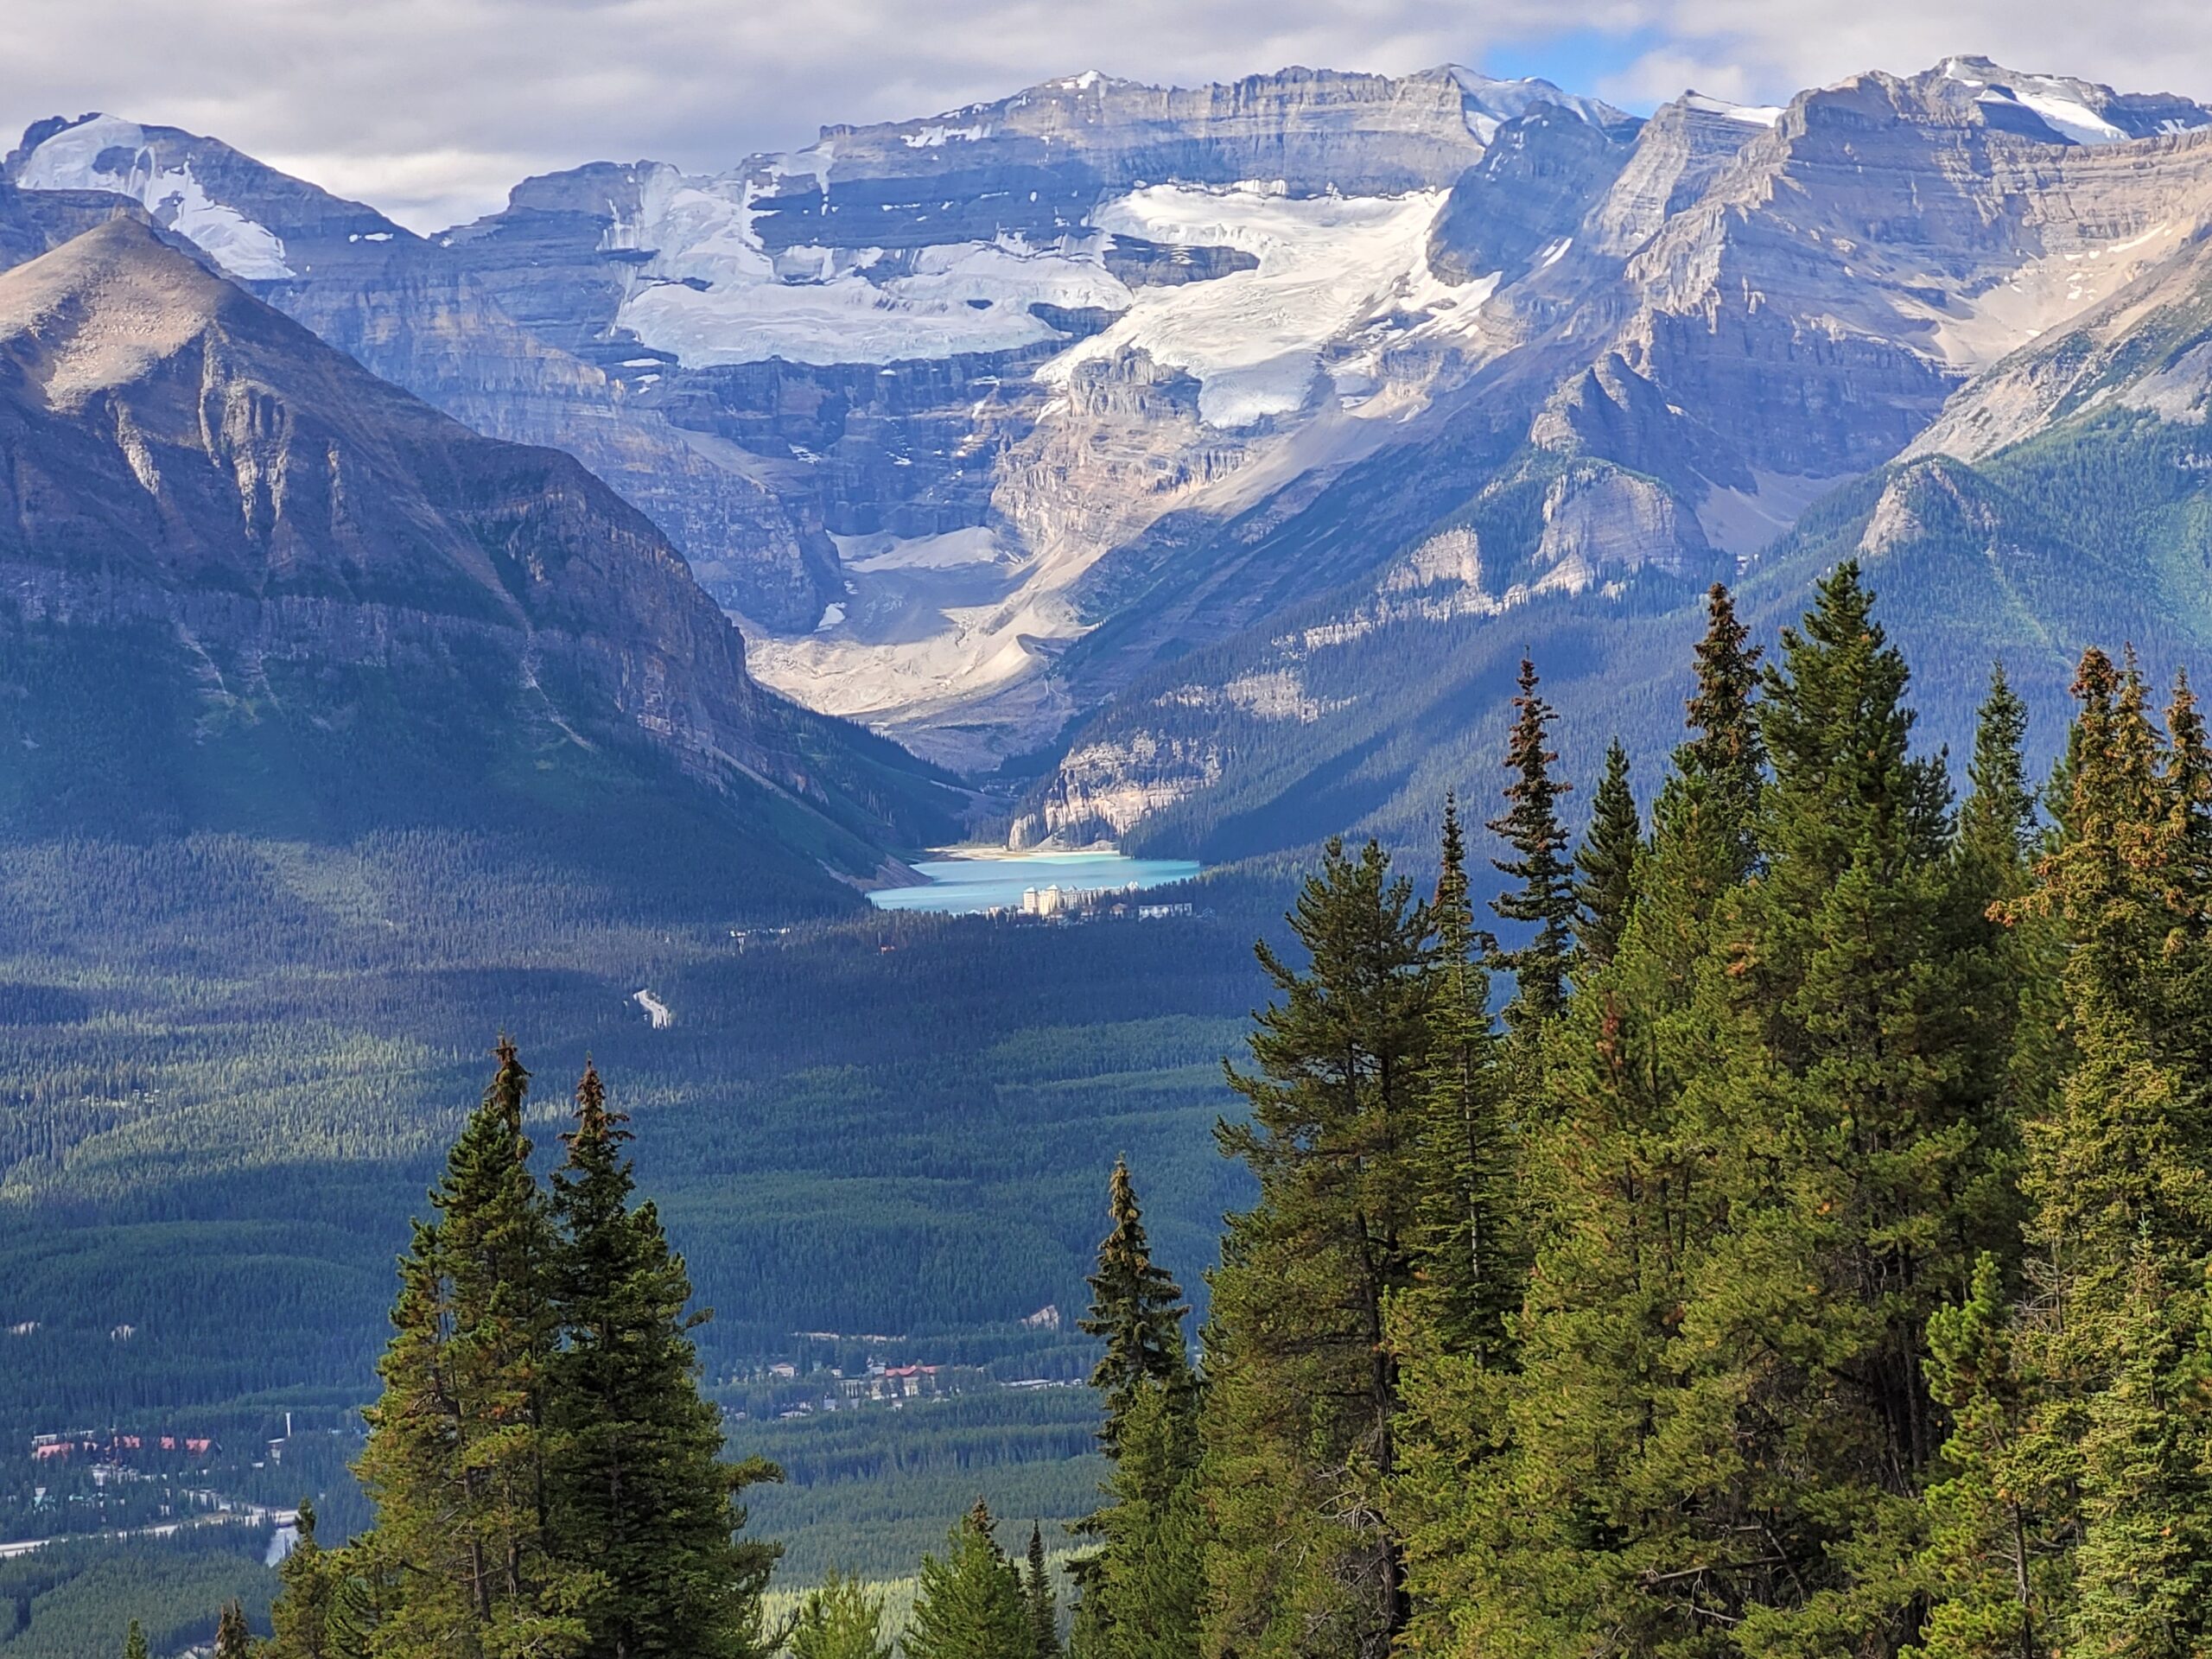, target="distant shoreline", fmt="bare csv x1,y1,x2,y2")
918,844,1122,863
